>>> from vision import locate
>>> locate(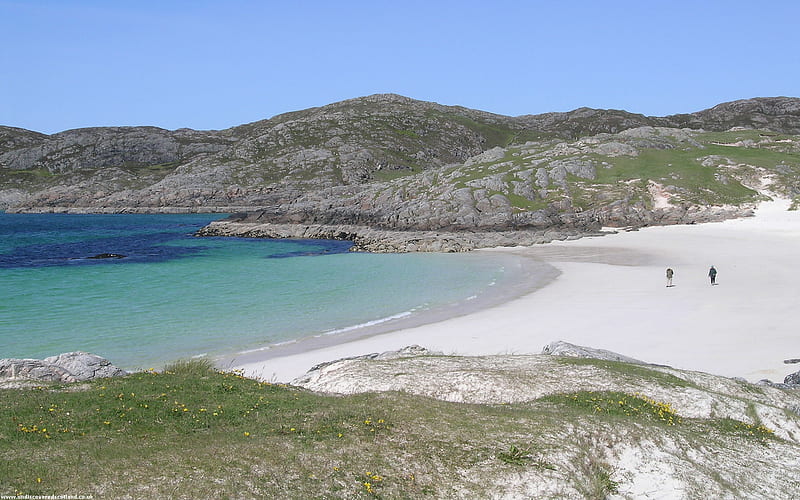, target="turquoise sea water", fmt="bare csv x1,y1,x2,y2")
0,213,551,370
